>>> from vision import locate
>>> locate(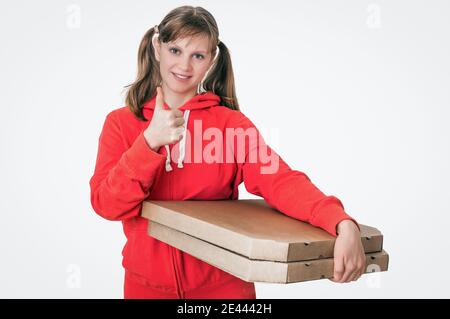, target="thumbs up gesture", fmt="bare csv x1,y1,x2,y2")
144,87,186,151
